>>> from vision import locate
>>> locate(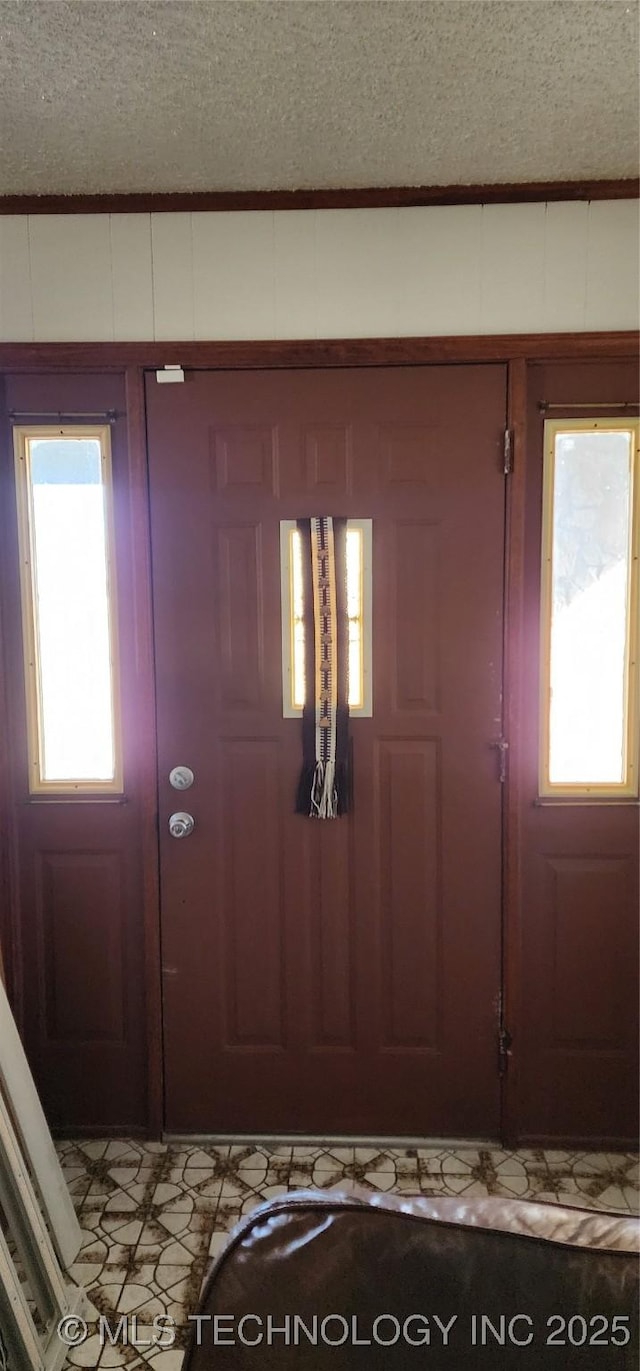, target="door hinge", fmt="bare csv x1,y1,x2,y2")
498,1023,513,1076
490,737,509,783
503,428,513,474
